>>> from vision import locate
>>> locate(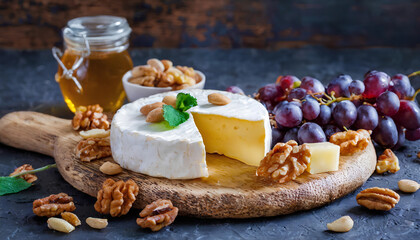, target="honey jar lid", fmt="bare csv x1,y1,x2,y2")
63,15,132,50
